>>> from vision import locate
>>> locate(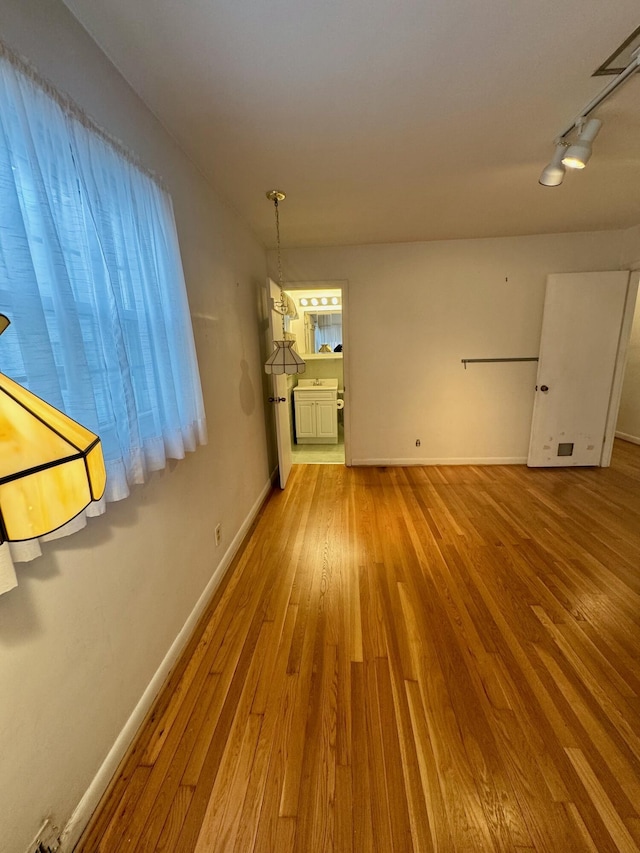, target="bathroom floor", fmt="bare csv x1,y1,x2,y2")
291,424,345,464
